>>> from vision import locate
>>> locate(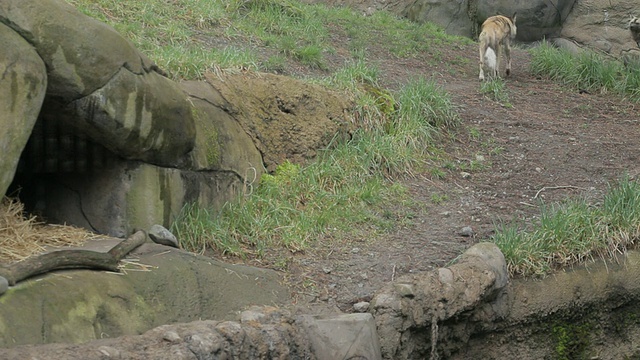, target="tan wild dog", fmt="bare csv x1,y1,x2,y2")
478,14,517,81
